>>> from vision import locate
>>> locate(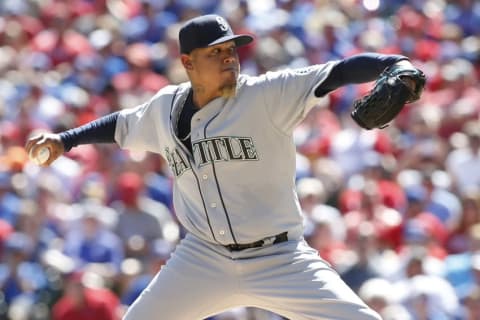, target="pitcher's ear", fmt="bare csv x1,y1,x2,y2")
181,55,193,70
